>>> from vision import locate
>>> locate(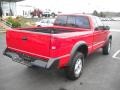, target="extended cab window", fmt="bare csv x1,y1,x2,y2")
75,16,90,29
54,15,67,26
